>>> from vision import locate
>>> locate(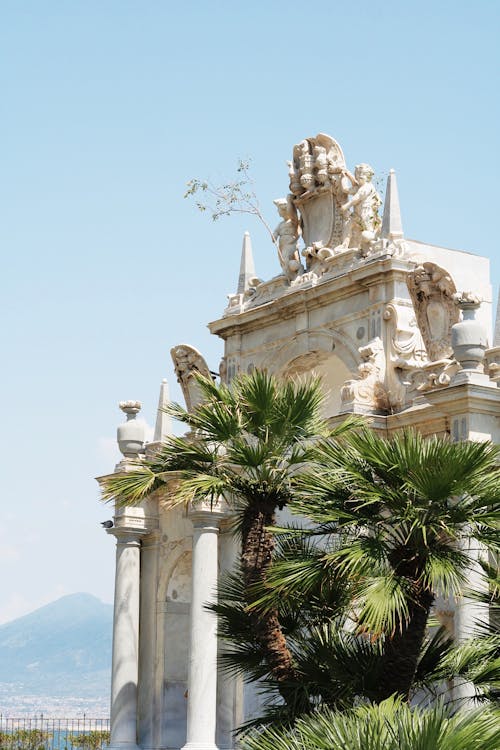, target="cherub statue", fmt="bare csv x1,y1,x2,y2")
272,196,304,282
337,163,381,254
